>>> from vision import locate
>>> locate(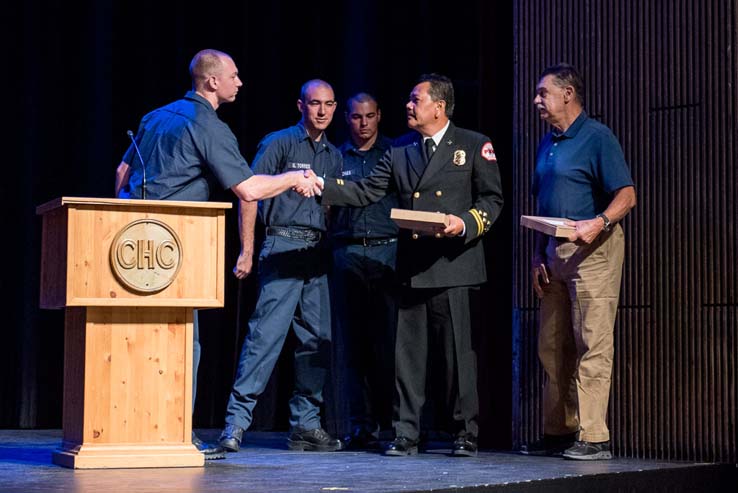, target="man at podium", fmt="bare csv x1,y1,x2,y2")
115,49,320,459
